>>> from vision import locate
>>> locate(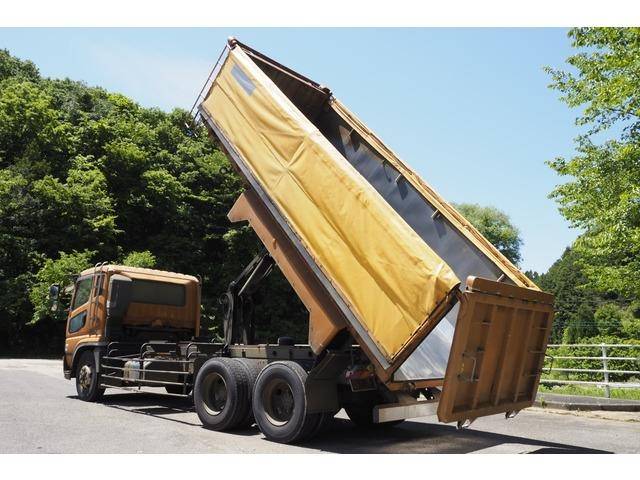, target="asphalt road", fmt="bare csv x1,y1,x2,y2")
1,359,638,454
